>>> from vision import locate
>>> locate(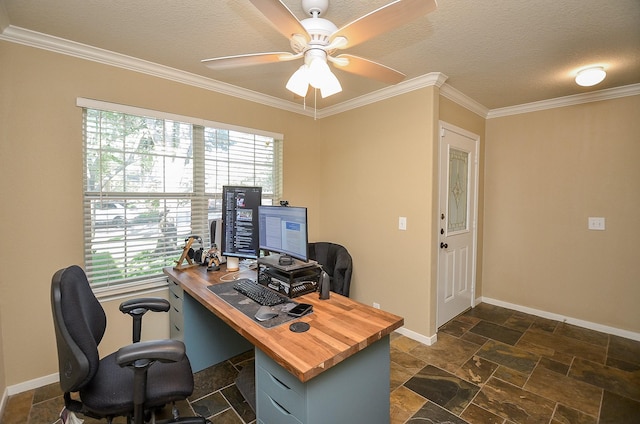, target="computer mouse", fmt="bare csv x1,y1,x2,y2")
254,305,279,321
